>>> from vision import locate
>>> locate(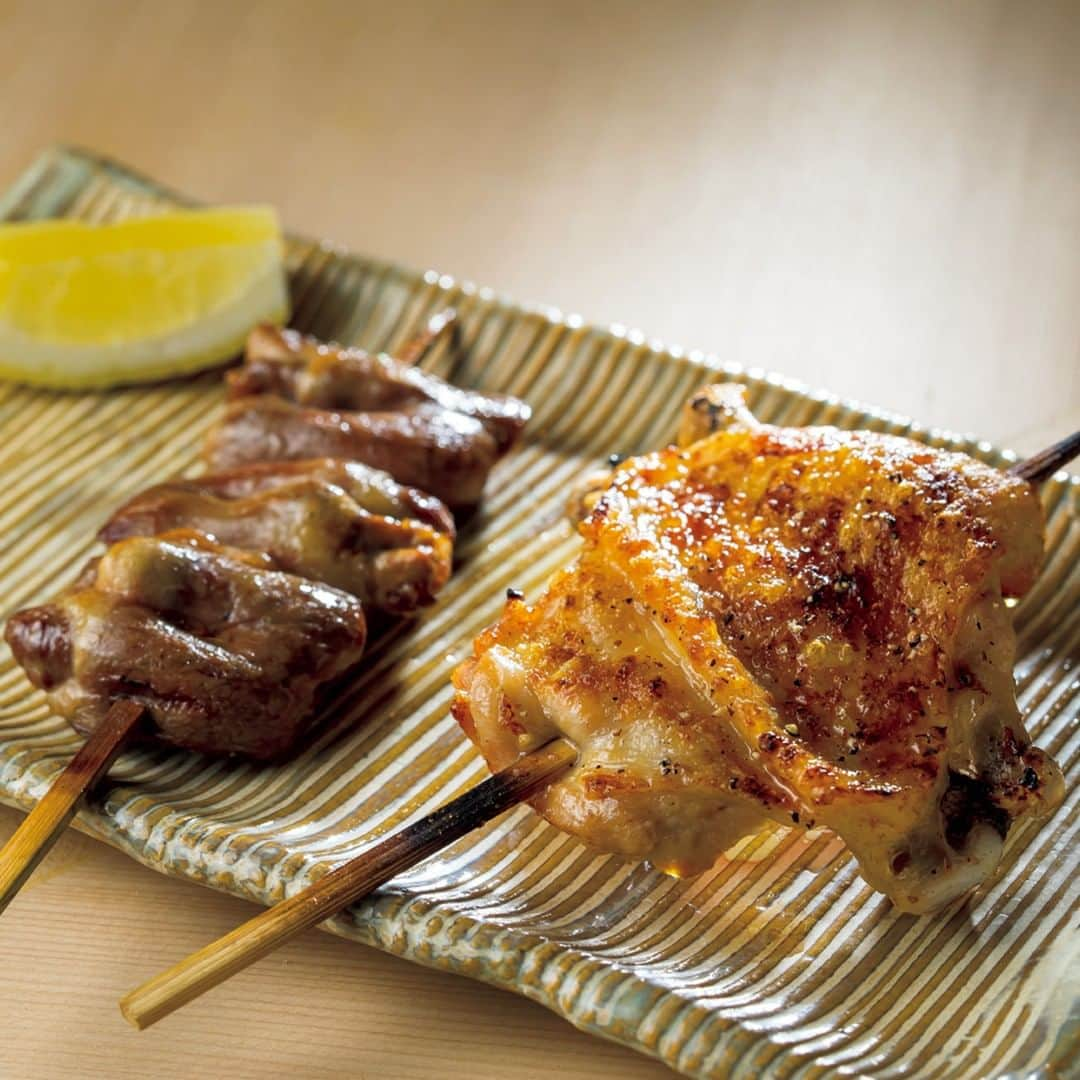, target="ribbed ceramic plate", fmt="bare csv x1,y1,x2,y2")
0,147,1076,1079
